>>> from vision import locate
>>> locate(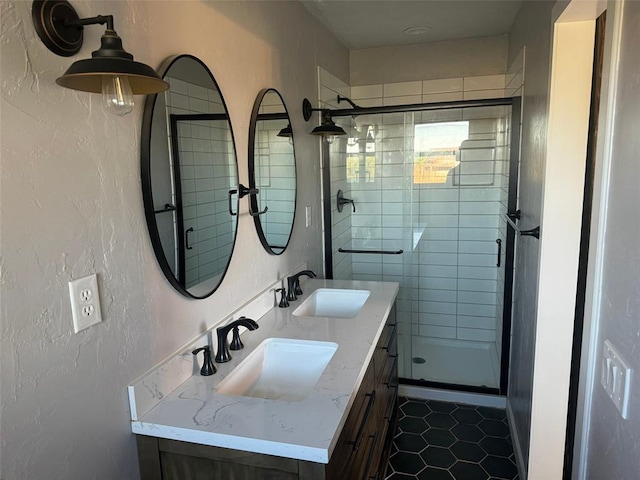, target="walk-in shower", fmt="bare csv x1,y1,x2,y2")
322,98,520,394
